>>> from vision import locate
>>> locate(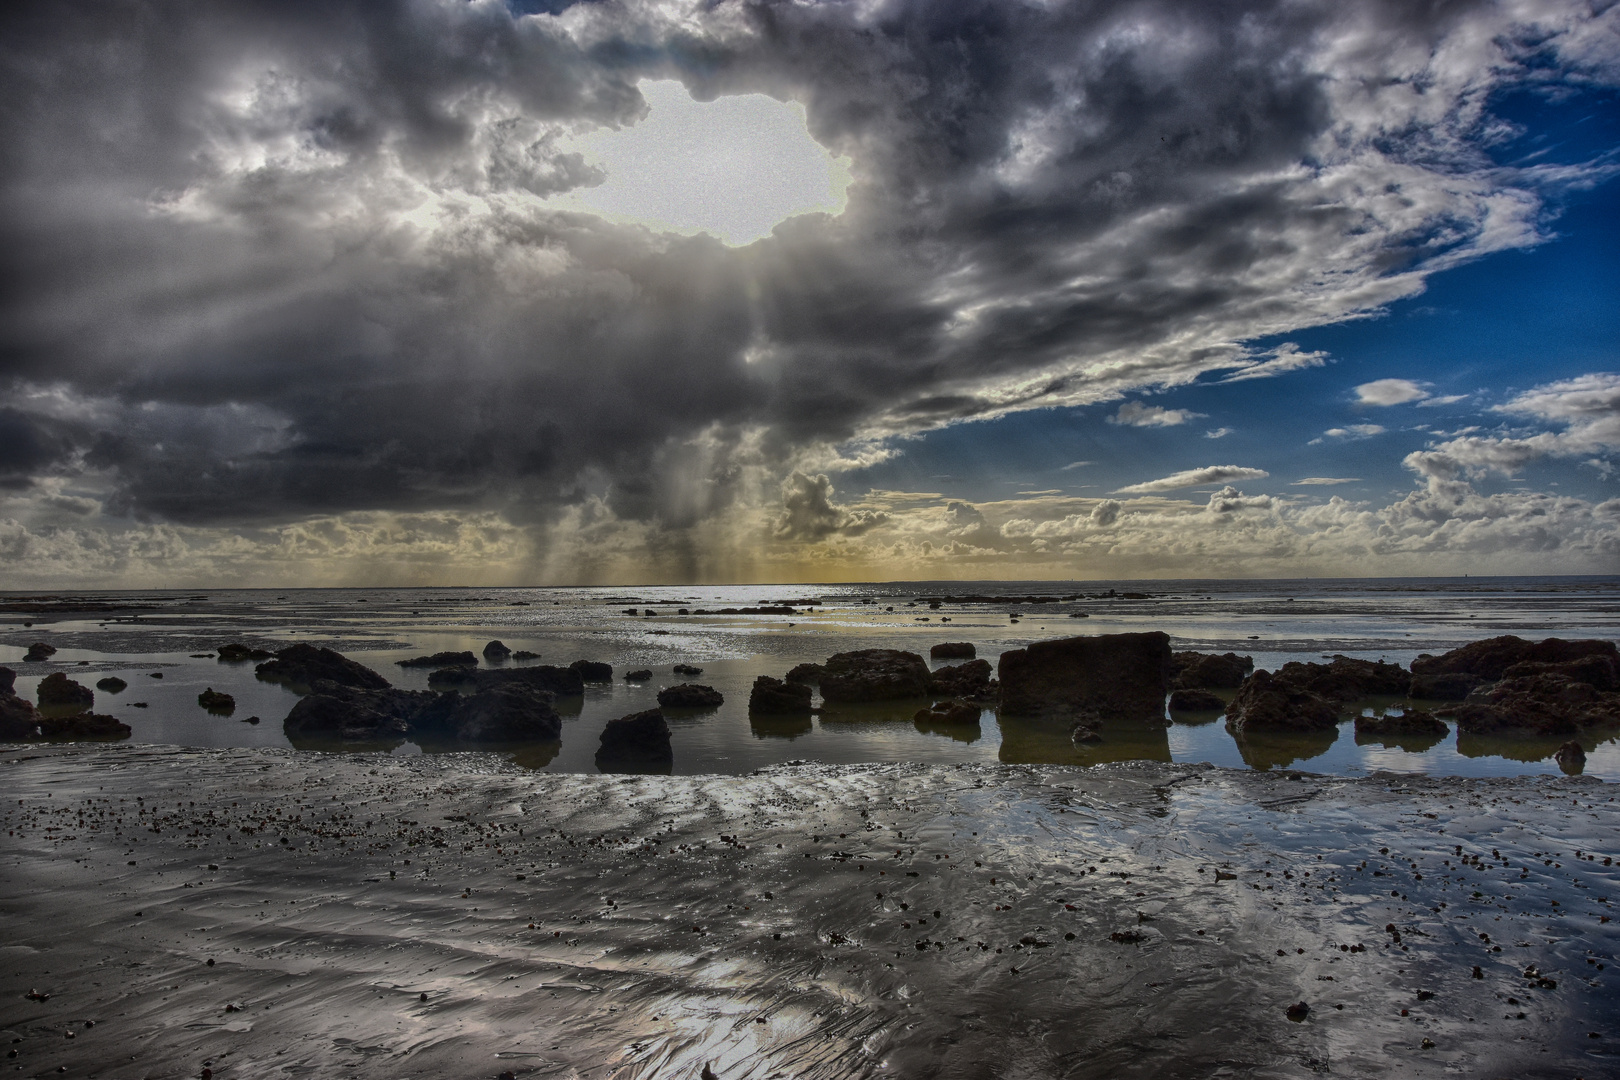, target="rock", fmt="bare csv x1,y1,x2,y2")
1441,671,1619,736
428,664,584,696
624,669,653,682
1268,656,1410,702
1408,672,1485,701
1169,688,1225,711
1070,721,1103,744
197,688,235,713
570,659,613,682
1354,710,1447,738
2,693,130,740
1411,636,1619,681
0,666,14,695
0,693,43,737
1554,740,1586,774
596,709,673,770
1225,669,1340,733
913,700,981,726
483,640,513,660
998,633,1172,723
673,663,704,676
1170,651,1253,690
215,643,274,662
256,645,391,691
283,681,433,740
1501,653,1620,692
396,651,478,669
95,676,128,693
1285,1002,1310,1023
928,659,994,699
417,683,561,741
929,642,976,660
750,676,812,715
37,673,93,710
511,650,540,661
785,663,826,684
657,683,724,709
820,649,932,704
23,642,56,662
